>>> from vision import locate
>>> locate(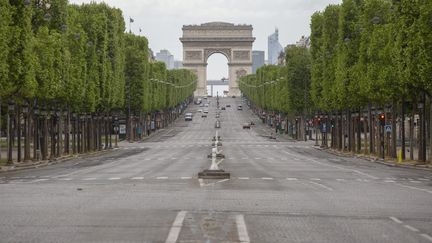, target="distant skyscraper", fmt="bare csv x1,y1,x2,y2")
174,60,183,69
268,28,283,65
252,51,265,74
155,49,174,69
